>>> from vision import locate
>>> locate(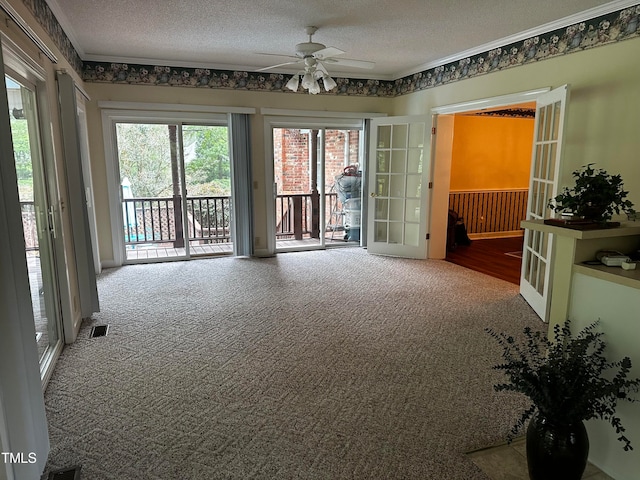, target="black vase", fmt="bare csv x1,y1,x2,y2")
526,412,589,480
